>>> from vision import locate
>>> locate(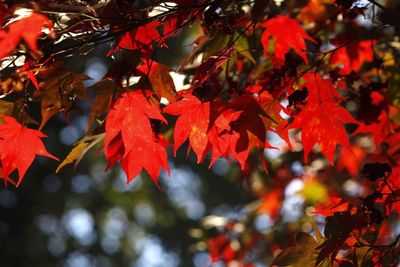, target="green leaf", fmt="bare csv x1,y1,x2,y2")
234,32,256,64
203,32,230,59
